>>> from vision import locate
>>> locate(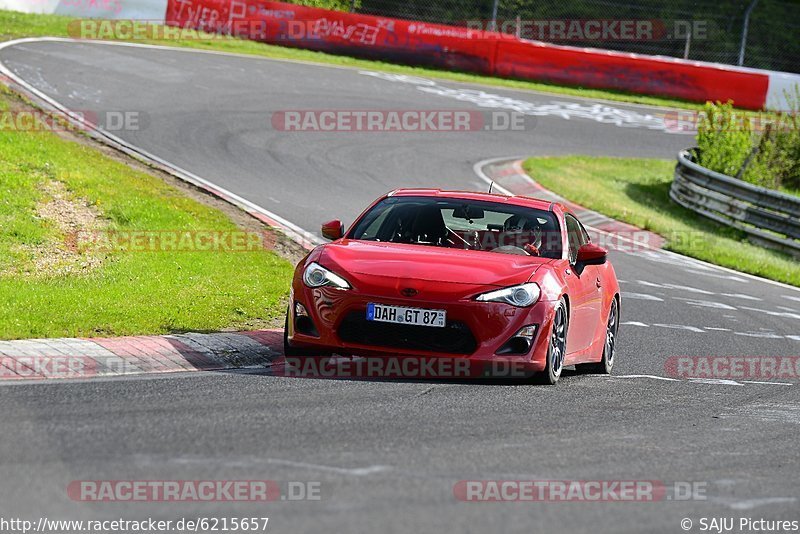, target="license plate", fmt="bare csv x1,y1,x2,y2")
367,303,446,328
